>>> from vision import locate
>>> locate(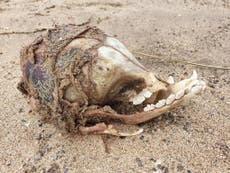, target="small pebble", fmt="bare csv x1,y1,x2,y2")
164,167,169,173
136,157,143,167
34,133,42,140
177,164,184,171
64,168,69,173
19,108,24,113
139,135,144,140
150,158,156,162
34,154,42,162
183,122,191,132
37,120,43,127
6,161,11,166
152,167,157,172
